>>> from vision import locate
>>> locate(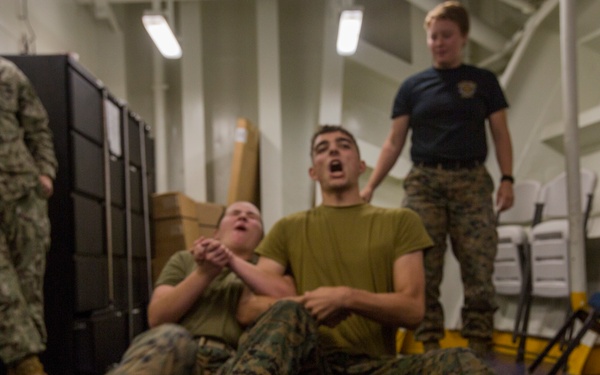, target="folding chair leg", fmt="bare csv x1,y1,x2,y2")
528,310,580,373
513,247,528,343
516,295,532,363
512,303,526,363
513,262,529,344
547,310,596,375
515,259,532,363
